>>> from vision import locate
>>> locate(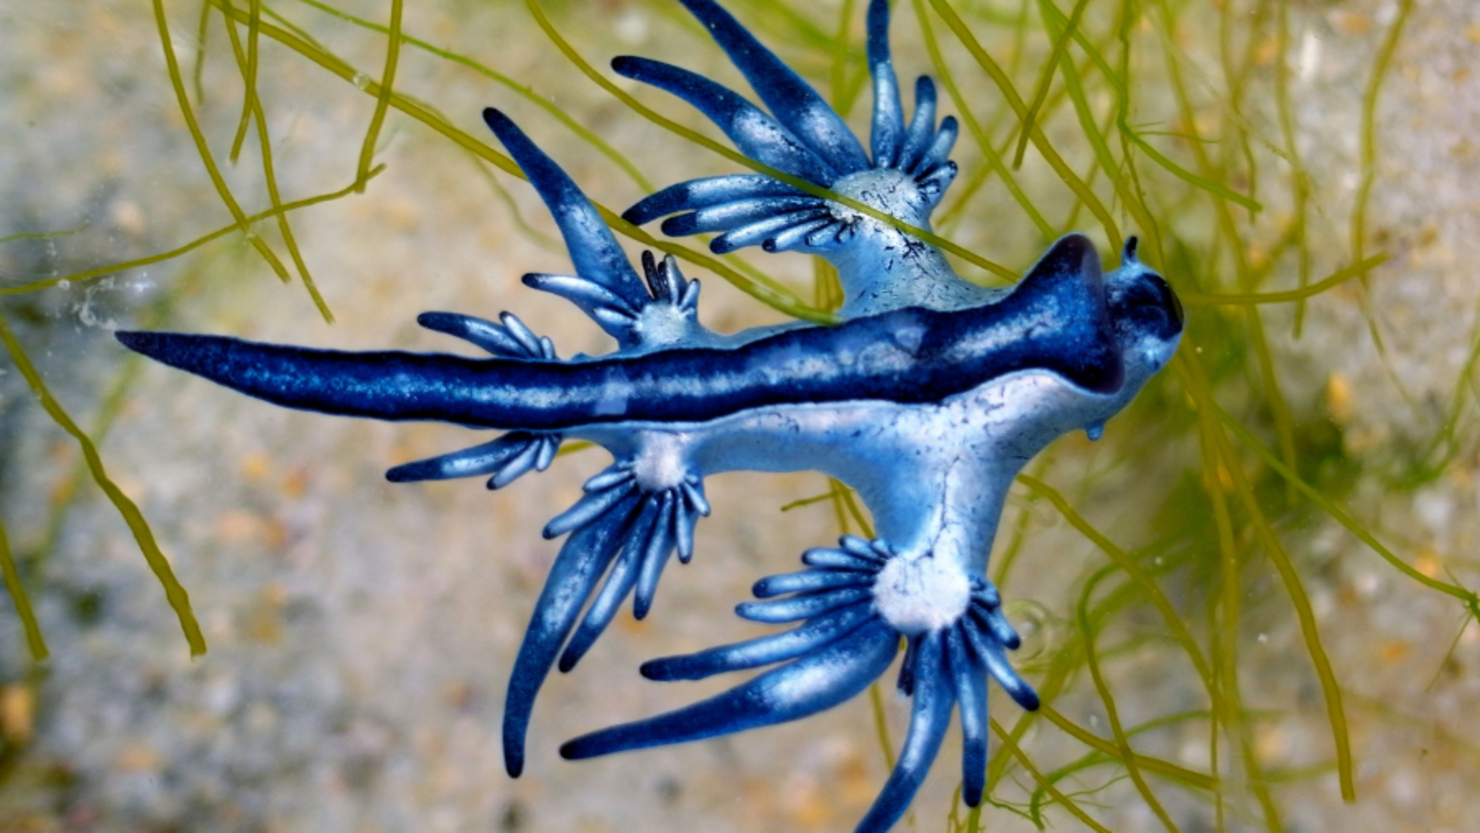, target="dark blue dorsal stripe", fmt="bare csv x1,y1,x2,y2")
115,236,1120,430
